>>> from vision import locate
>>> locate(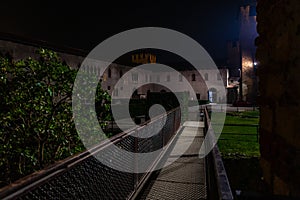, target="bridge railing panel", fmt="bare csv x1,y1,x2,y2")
0,108,181,200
